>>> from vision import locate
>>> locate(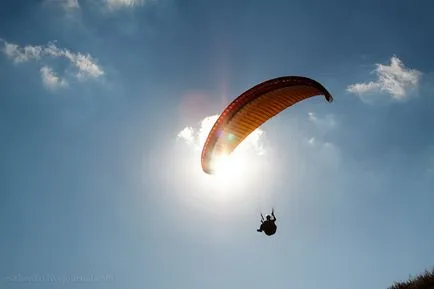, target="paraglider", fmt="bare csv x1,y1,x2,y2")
257,209,277,236
201,76,333,174
200,75,334,237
